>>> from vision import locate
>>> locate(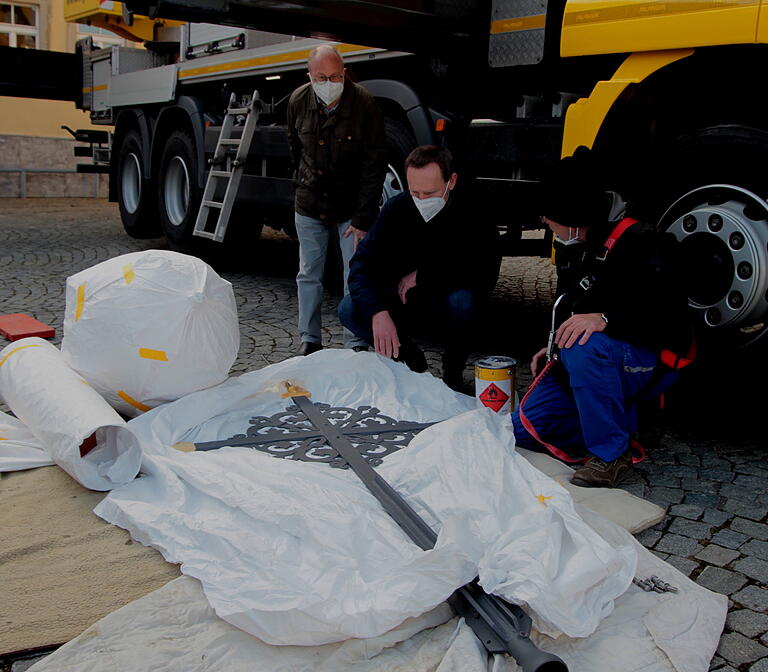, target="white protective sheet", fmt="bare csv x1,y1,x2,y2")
61,250,240,417
0,410,53,471
96,349,637,646
0,338,141,490
27,515,727,672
